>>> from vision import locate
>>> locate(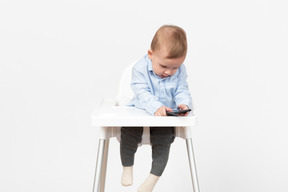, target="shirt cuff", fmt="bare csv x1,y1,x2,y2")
146,100,163,115
176,99,192,110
